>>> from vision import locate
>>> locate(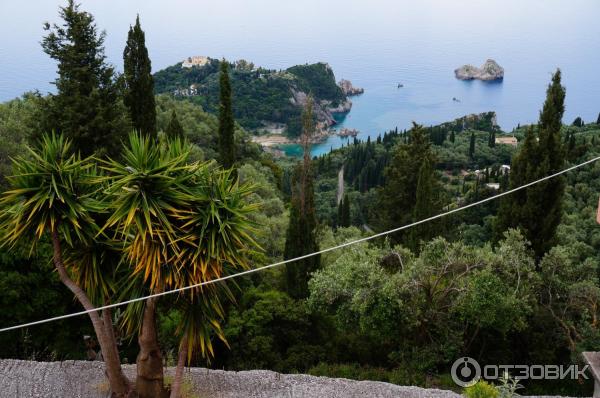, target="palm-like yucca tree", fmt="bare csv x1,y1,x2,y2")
168,168,259,398
0,133,132,397
100,134,194,397
101,134,259,398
